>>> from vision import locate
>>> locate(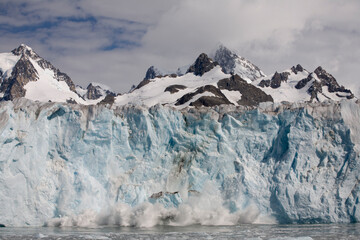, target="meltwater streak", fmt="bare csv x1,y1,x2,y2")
45,182,275,228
